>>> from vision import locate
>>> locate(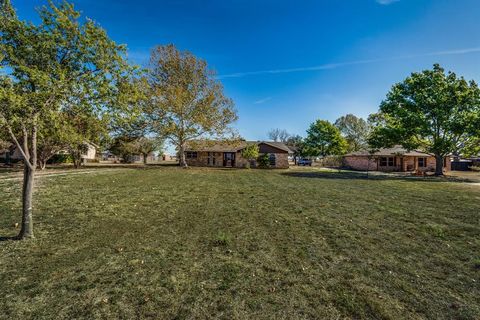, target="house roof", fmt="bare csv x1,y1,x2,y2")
345,145,432,157
185,140,293,153
259,141,293,153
